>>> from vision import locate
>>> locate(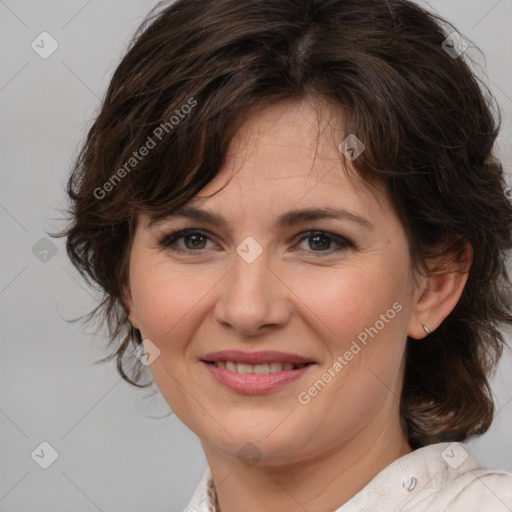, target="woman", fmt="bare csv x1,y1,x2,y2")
56,0,512,510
